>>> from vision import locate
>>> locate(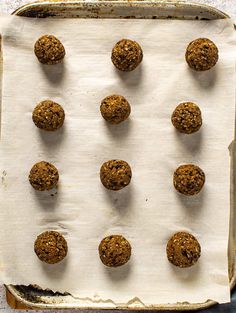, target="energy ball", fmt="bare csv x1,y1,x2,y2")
32,100,65,131
29,161,59,191
166,232,201,268
99,235,131,267
100,95,131,124
34,35,65,65
100,160,132,191
34,231,68,264
171,102,202,134
111,39,143,72
185,38,218,71
173,164,205,196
